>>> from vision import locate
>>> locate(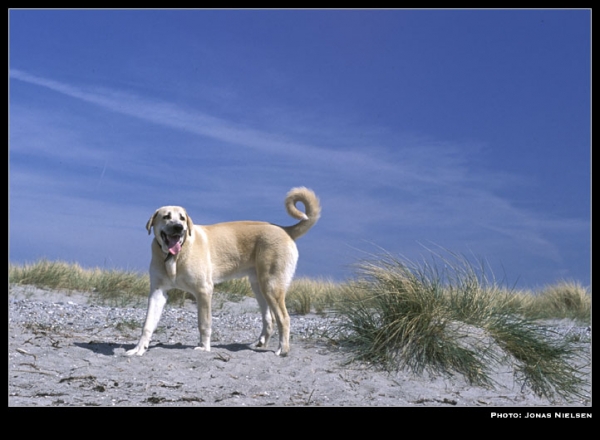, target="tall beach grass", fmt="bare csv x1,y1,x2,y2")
8,260,253,306
9,260,150,306
327,252,590,402
8,258,590,321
